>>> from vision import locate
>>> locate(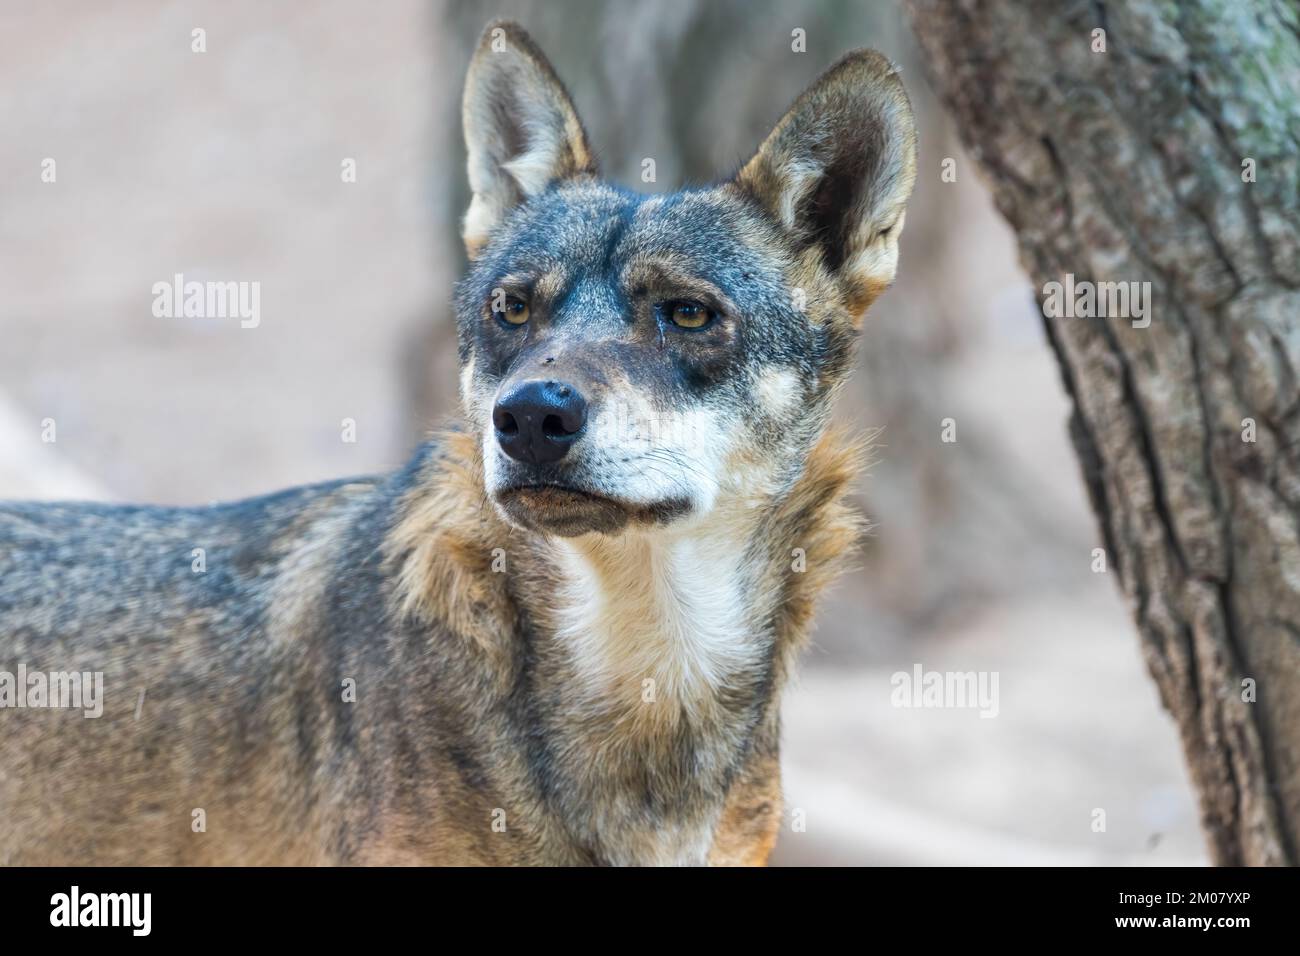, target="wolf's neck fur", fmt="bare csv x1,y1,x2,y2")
386,427,862,863
549,511,765,719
